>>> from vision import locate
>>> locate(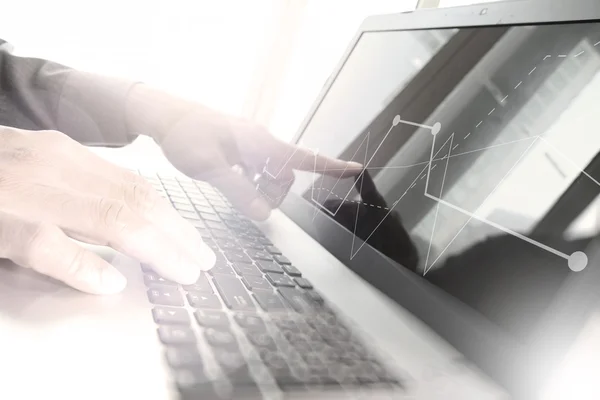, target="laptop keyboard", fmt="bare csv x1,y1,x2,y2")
140,173,403,399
